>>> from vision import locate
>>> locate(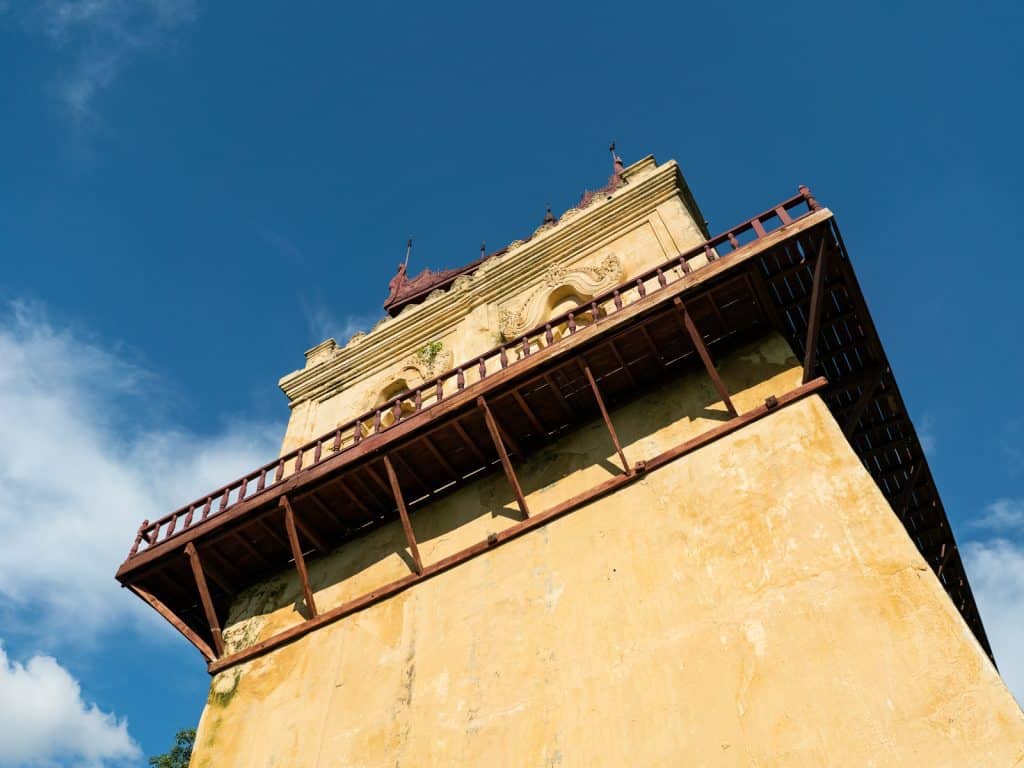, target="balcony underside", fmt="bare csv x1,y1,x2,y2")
116,207,991,669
